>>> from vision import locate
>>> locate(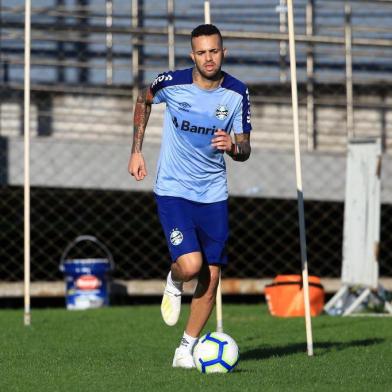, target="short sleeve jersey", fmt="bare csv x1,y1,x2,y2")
151,67,252,203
